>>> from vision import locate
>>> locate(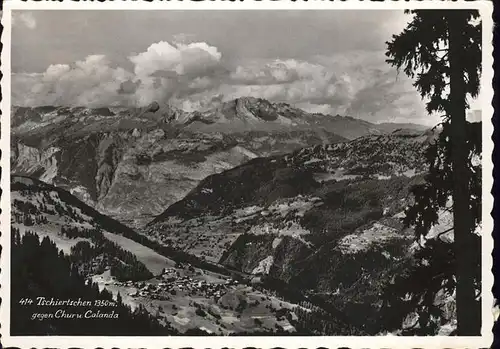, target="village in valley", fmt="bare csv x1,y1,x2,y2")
117,265,239,300
91,262,304,335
